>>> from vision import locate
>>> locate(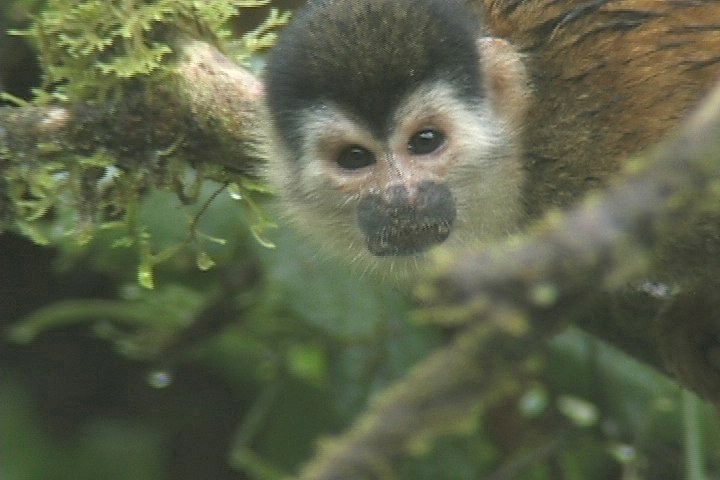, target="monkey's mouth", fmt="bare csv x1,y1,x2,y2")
364,221,453,256
357,181,456,257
